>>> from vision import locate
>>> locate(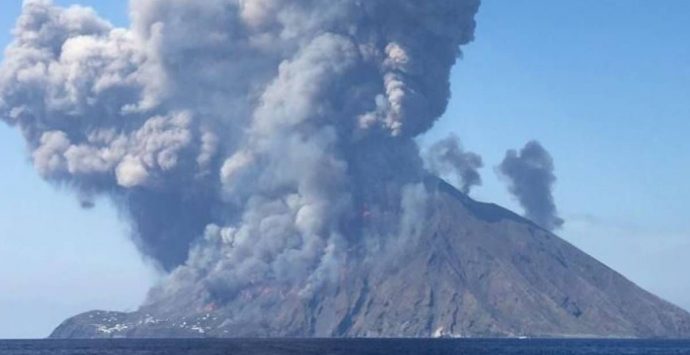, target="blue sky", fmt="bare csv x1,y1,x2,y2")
0,0,689,338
